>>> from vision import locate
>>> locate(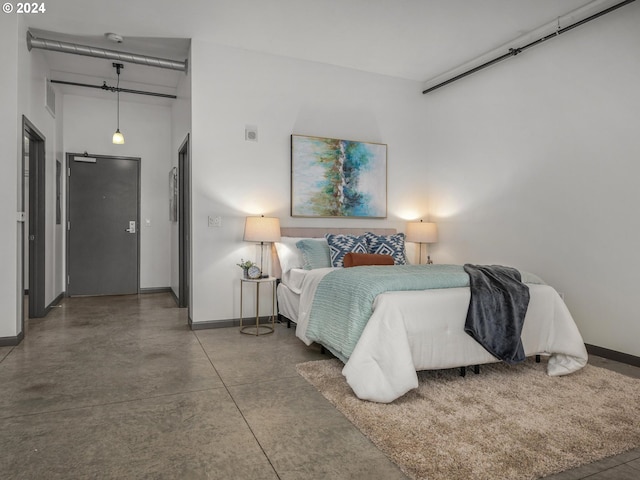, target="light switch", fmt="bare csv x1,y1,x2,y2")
208,216,222,227
145,219,151,227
